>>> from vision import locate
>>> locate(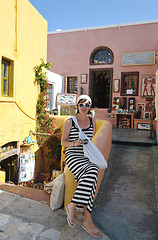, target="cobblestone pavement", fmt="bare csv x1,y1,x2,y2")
0,190,110,240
